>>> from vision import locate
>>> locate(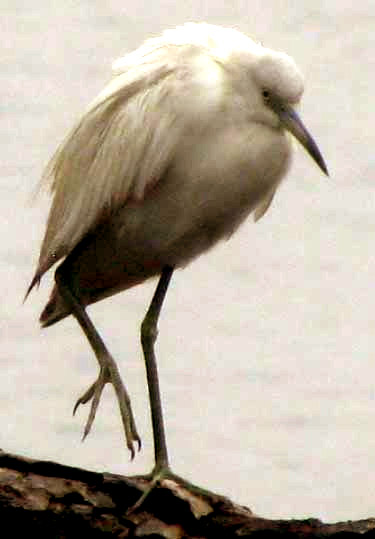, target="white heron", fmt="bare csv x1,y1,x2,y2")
27,23,328,488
